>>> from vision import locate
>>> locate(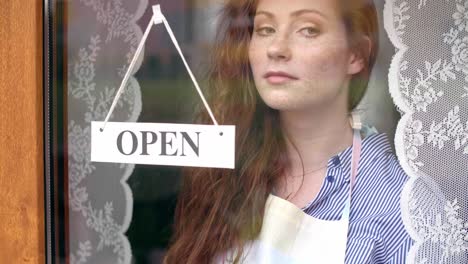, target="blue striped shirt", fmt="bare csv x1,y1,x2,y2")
302,133,413,263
